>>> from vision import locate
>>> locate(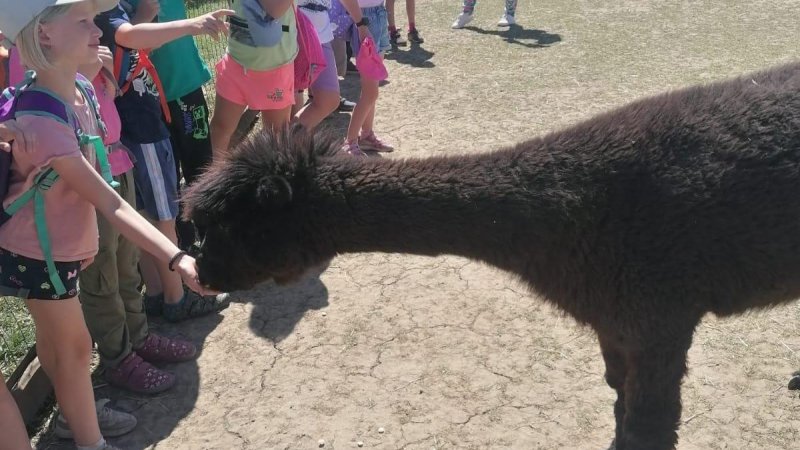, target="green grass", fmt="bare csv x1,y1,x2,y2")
0,297,35,379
